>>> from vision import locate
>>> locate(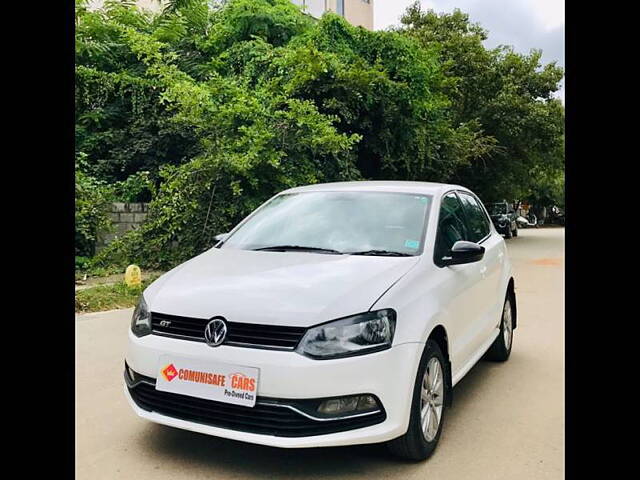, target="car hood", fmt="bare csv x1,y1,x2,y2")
144,248,420,327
